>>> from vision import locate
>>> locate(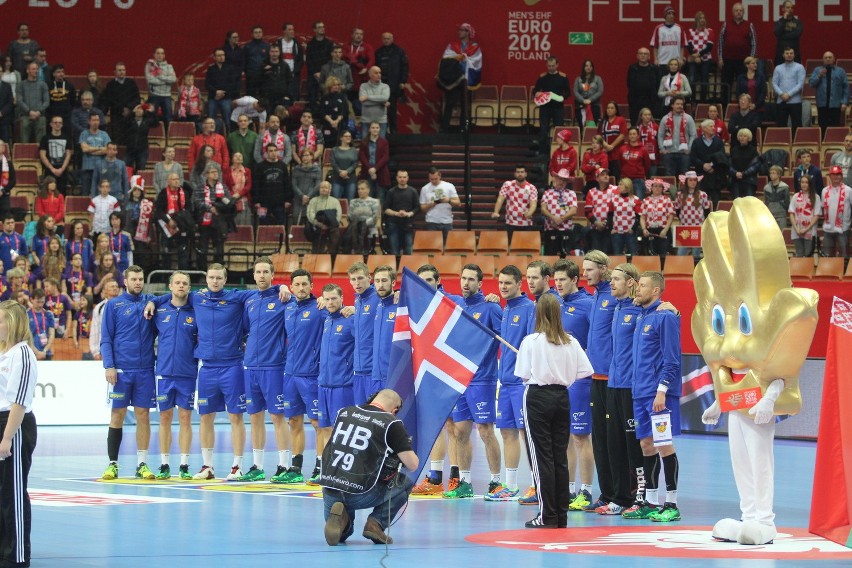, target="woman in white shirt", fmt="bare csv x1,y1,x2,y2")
516,293,593,529
0,300,38,567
